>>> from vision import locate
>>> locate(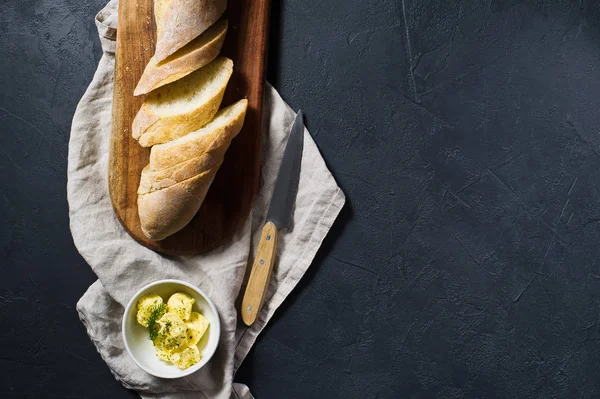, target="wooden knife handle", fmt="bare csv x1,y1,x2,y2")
241,221,279,326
